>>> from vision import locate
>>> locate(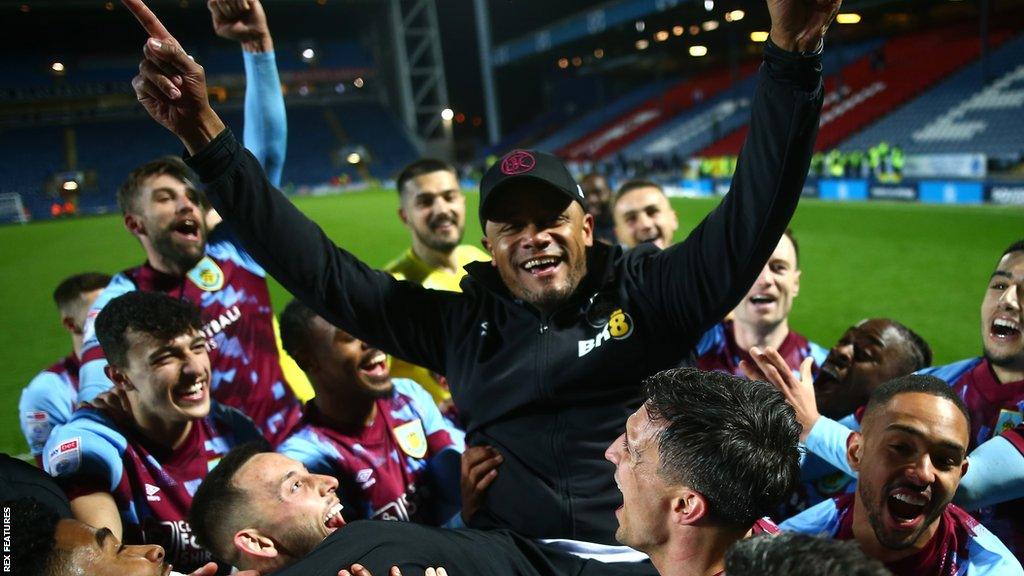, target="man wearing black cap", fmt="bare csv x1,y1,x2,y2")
125,0,838,550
